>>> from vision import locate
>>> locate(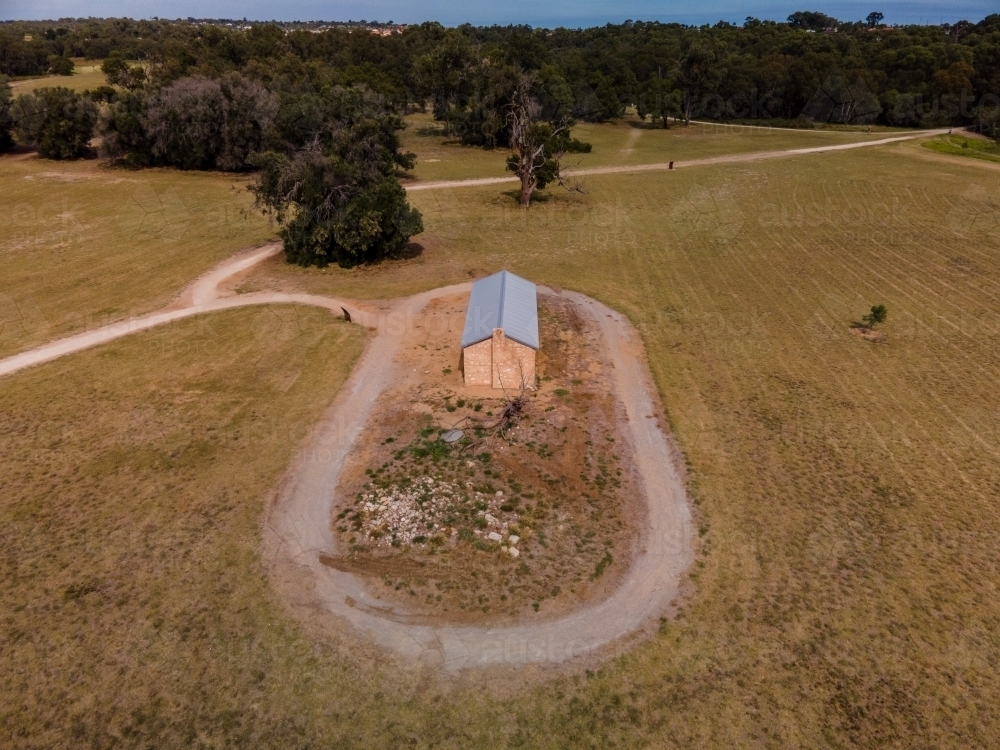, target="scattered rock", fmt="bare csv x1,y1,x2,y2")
509,547,520,558
508,535,520,545
487,531,503,542
353,475,520,547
